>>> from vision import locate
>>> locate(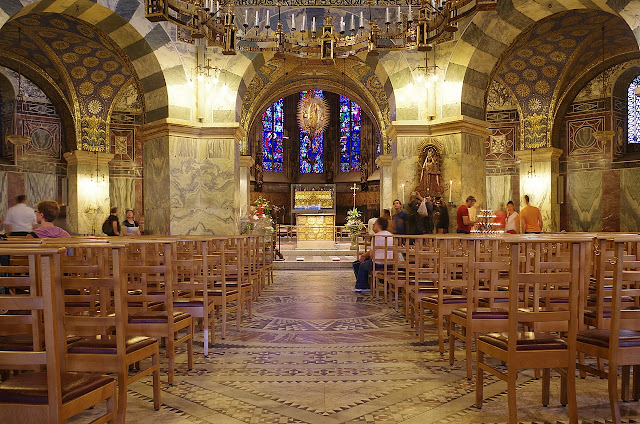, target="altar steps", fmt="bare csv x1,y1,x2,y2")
274,241,358,270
